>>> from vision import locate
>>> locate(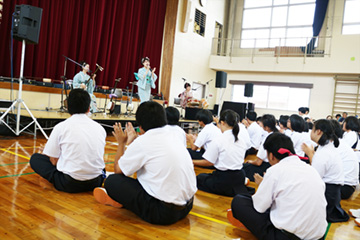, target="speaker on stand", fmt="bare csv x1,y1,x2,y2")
215,71,227,116
244,83,254,115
